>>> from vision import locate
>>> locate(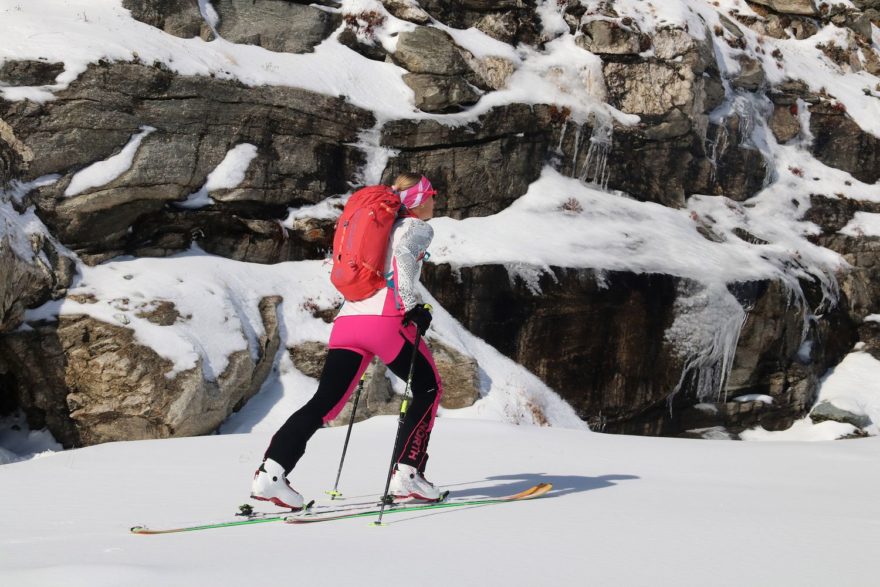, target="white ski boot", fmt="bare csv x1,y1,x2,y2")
250,458,305,510
388,463,442,502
